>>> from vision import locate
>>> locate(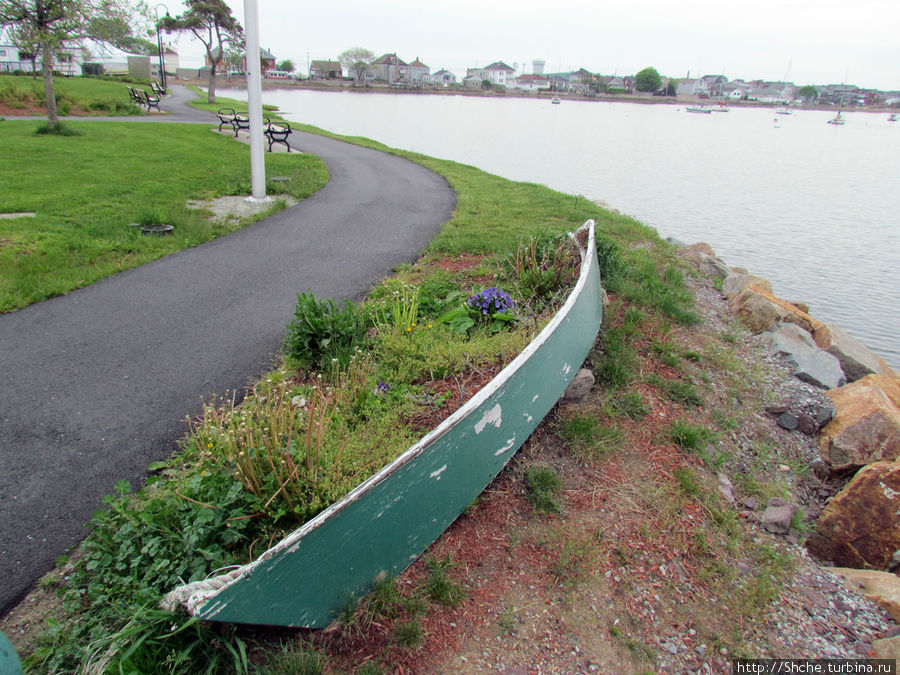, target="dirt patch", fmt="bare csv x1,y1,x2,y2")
0,102,44,116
